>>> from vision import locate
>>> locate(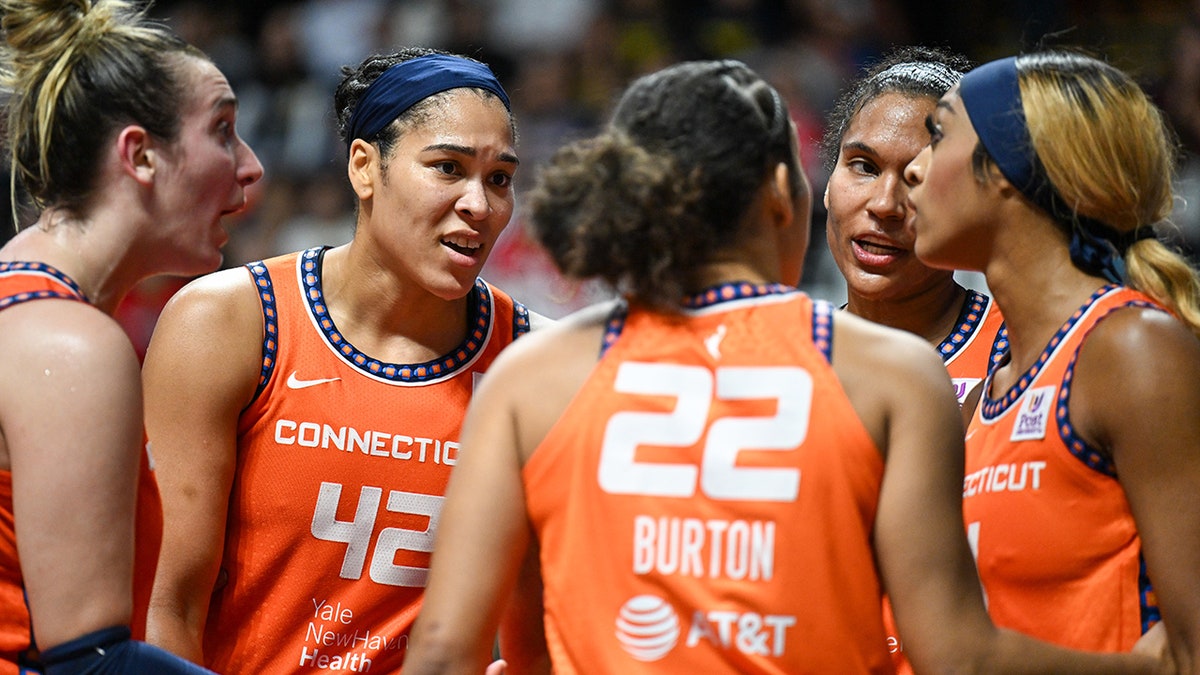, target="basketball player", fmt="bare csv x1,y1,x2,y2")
907,50,1200,668
0,0,260,672
143,48,543,673
822,46,1005,408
